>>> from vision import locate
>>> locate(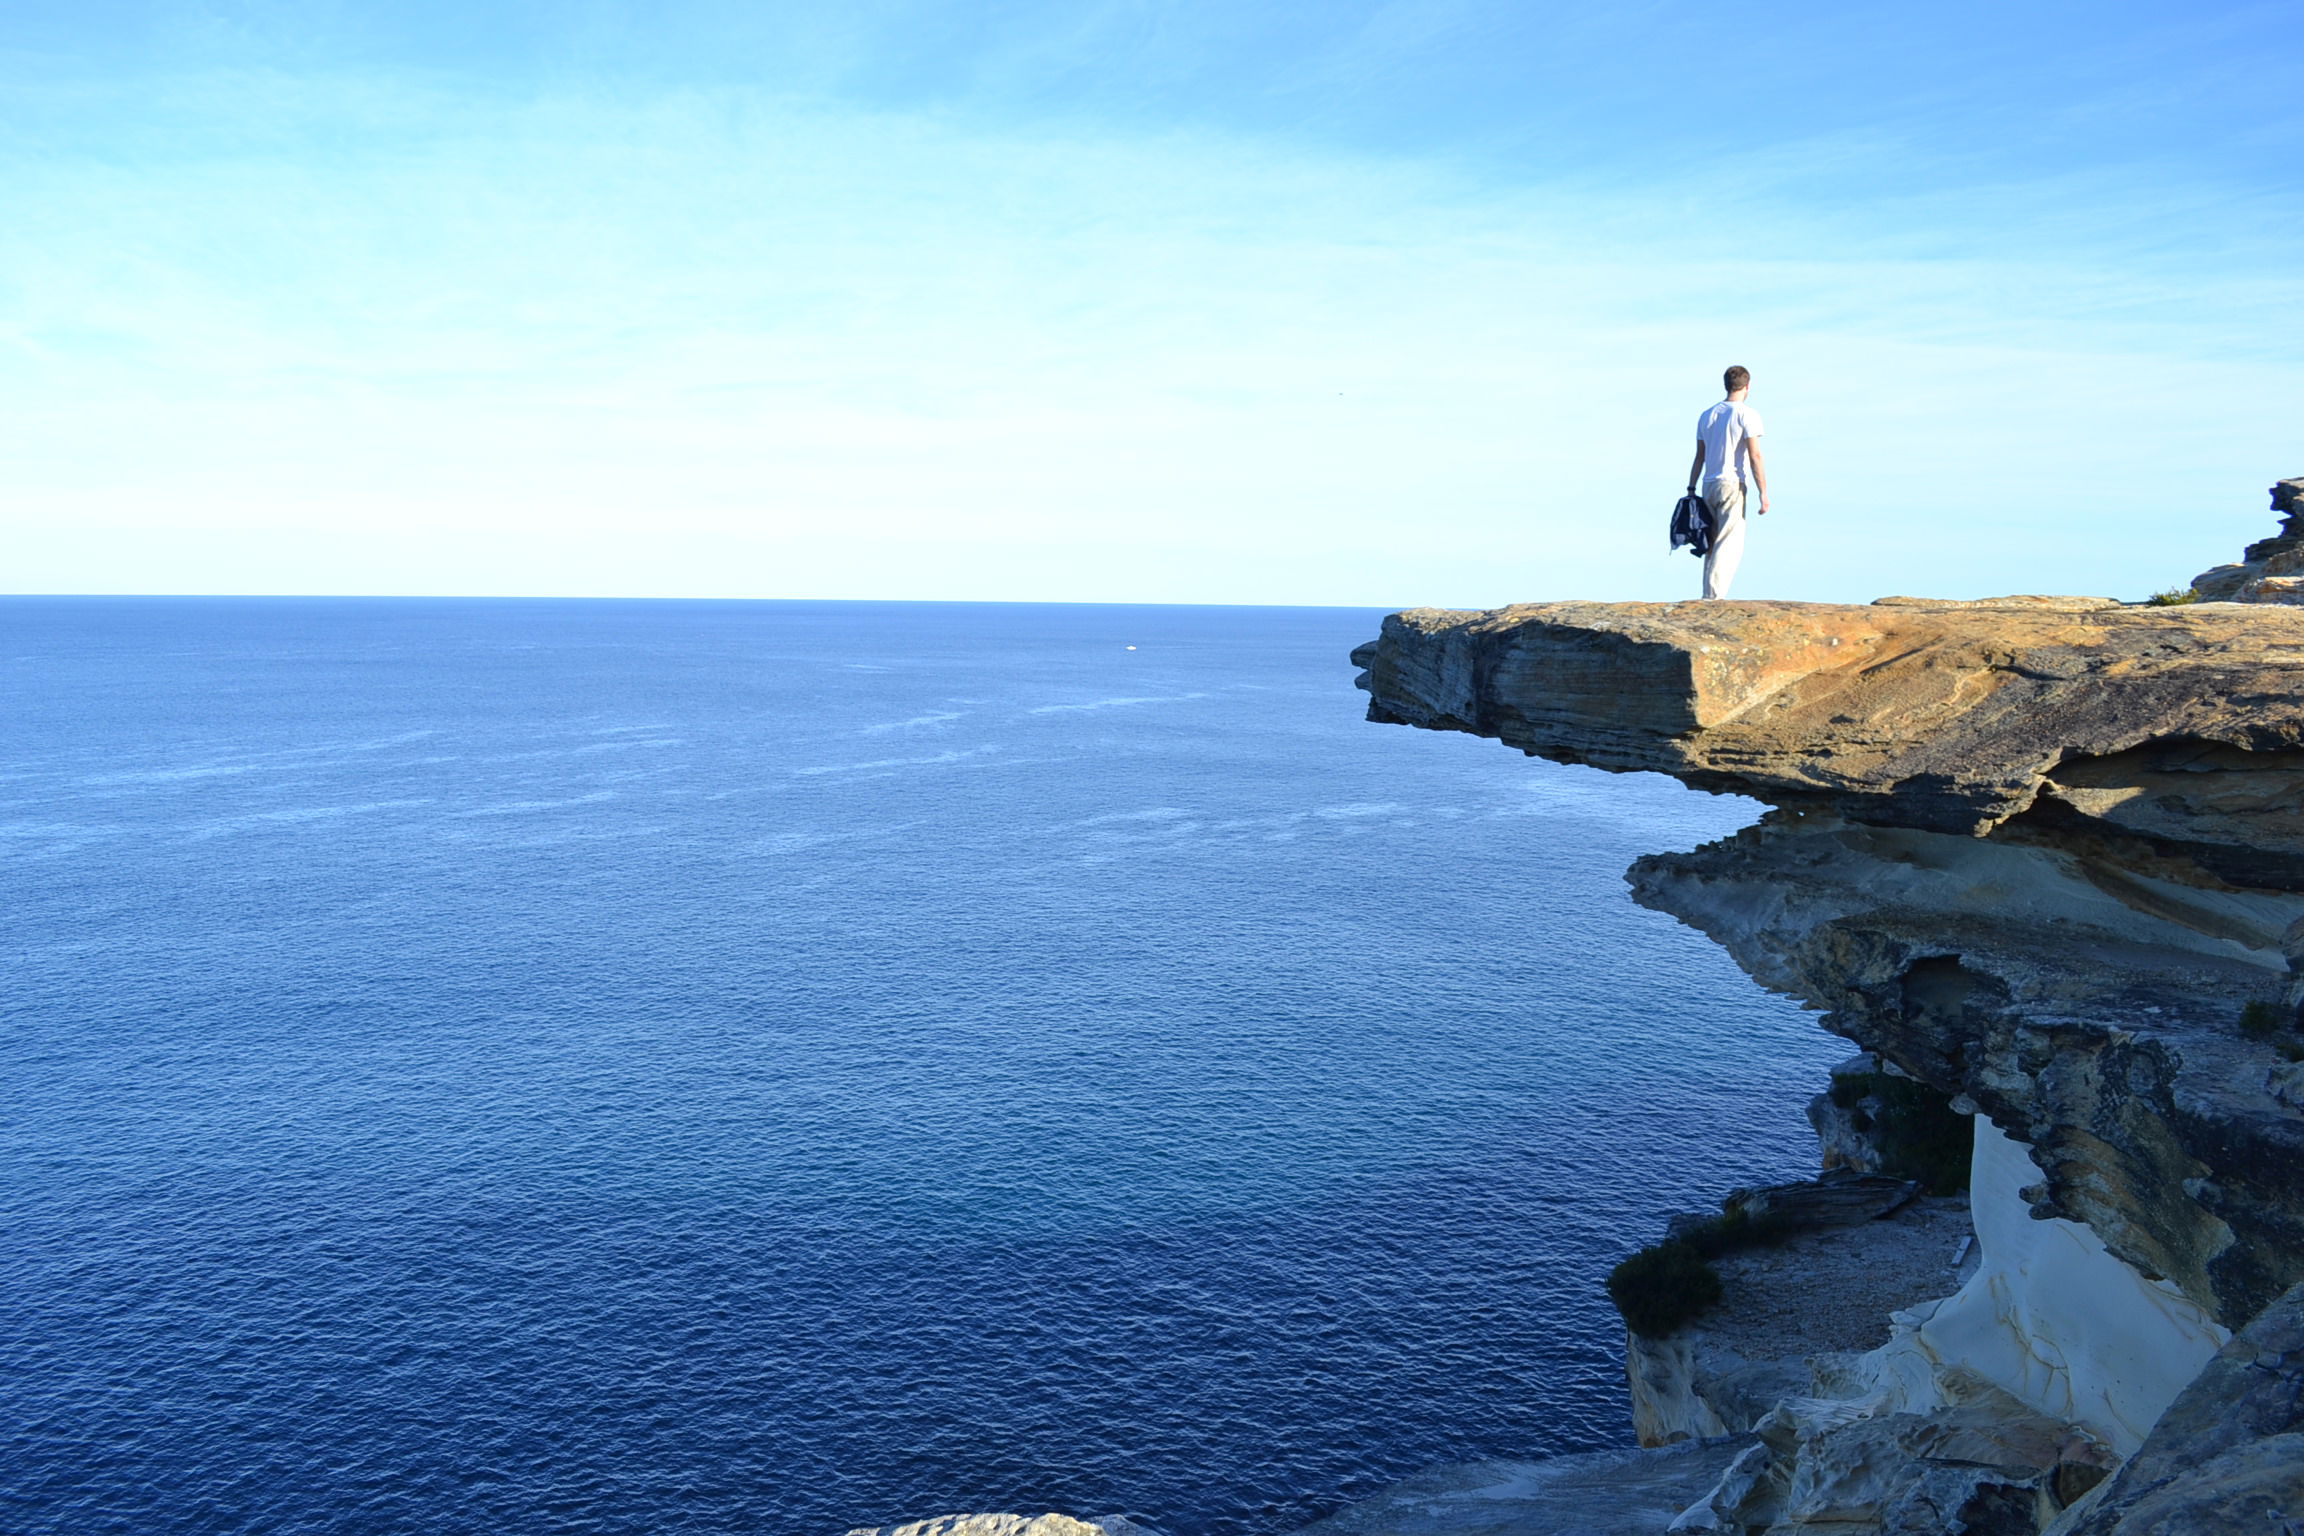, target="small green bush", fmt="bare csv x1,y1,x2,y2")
2144,588,2200,606
1607,1241,1723,1339
2239,1000,2286,1038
